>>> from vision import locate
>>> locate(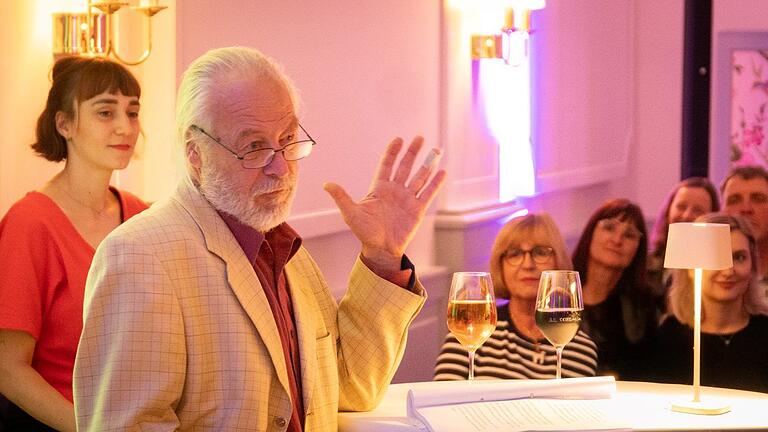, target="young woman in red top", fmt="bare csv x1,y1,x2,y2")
0,56,149,431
